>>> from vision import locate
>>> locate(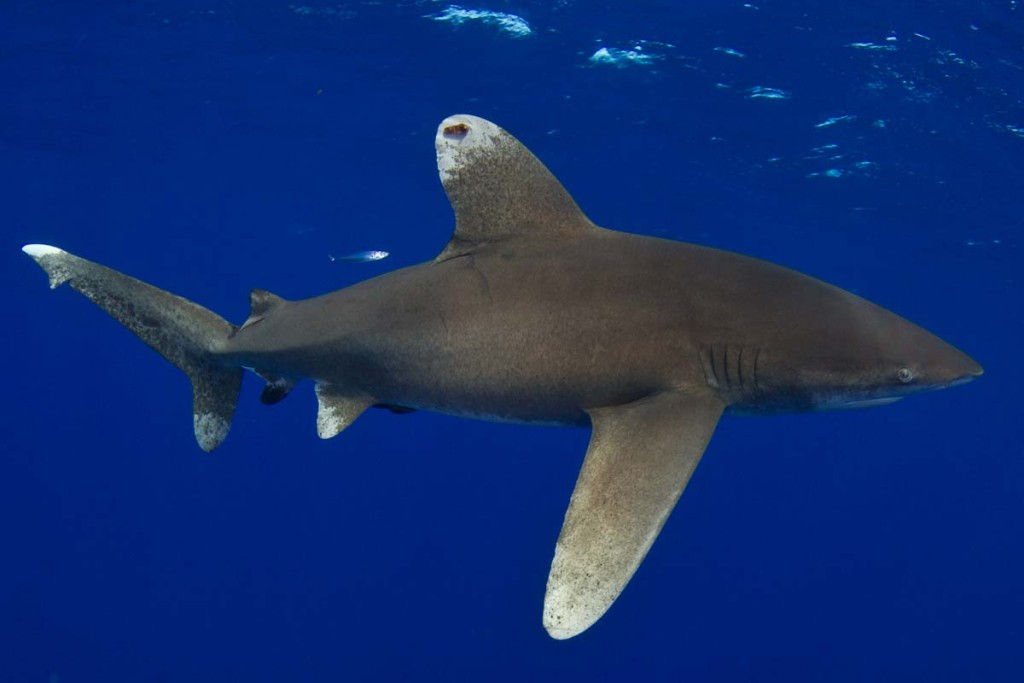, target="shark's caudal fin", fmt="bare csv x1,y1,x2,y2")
22,244,242,452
